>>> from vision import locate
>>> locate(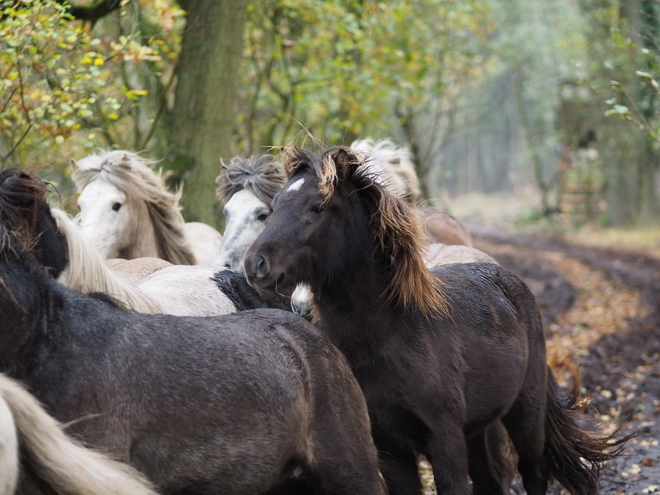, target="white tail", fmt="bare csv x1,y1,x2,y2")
0,374,159,495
